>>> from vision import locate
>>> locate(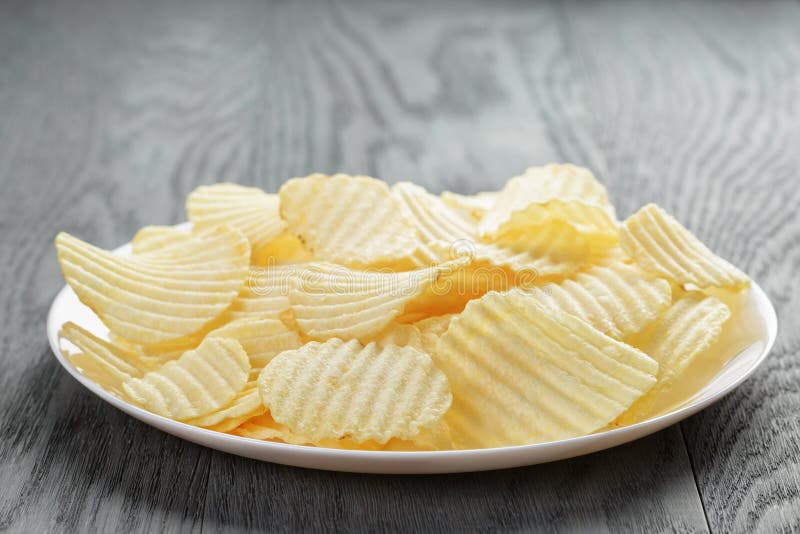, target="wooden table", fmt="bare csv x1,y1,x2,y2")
1,1,798,531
